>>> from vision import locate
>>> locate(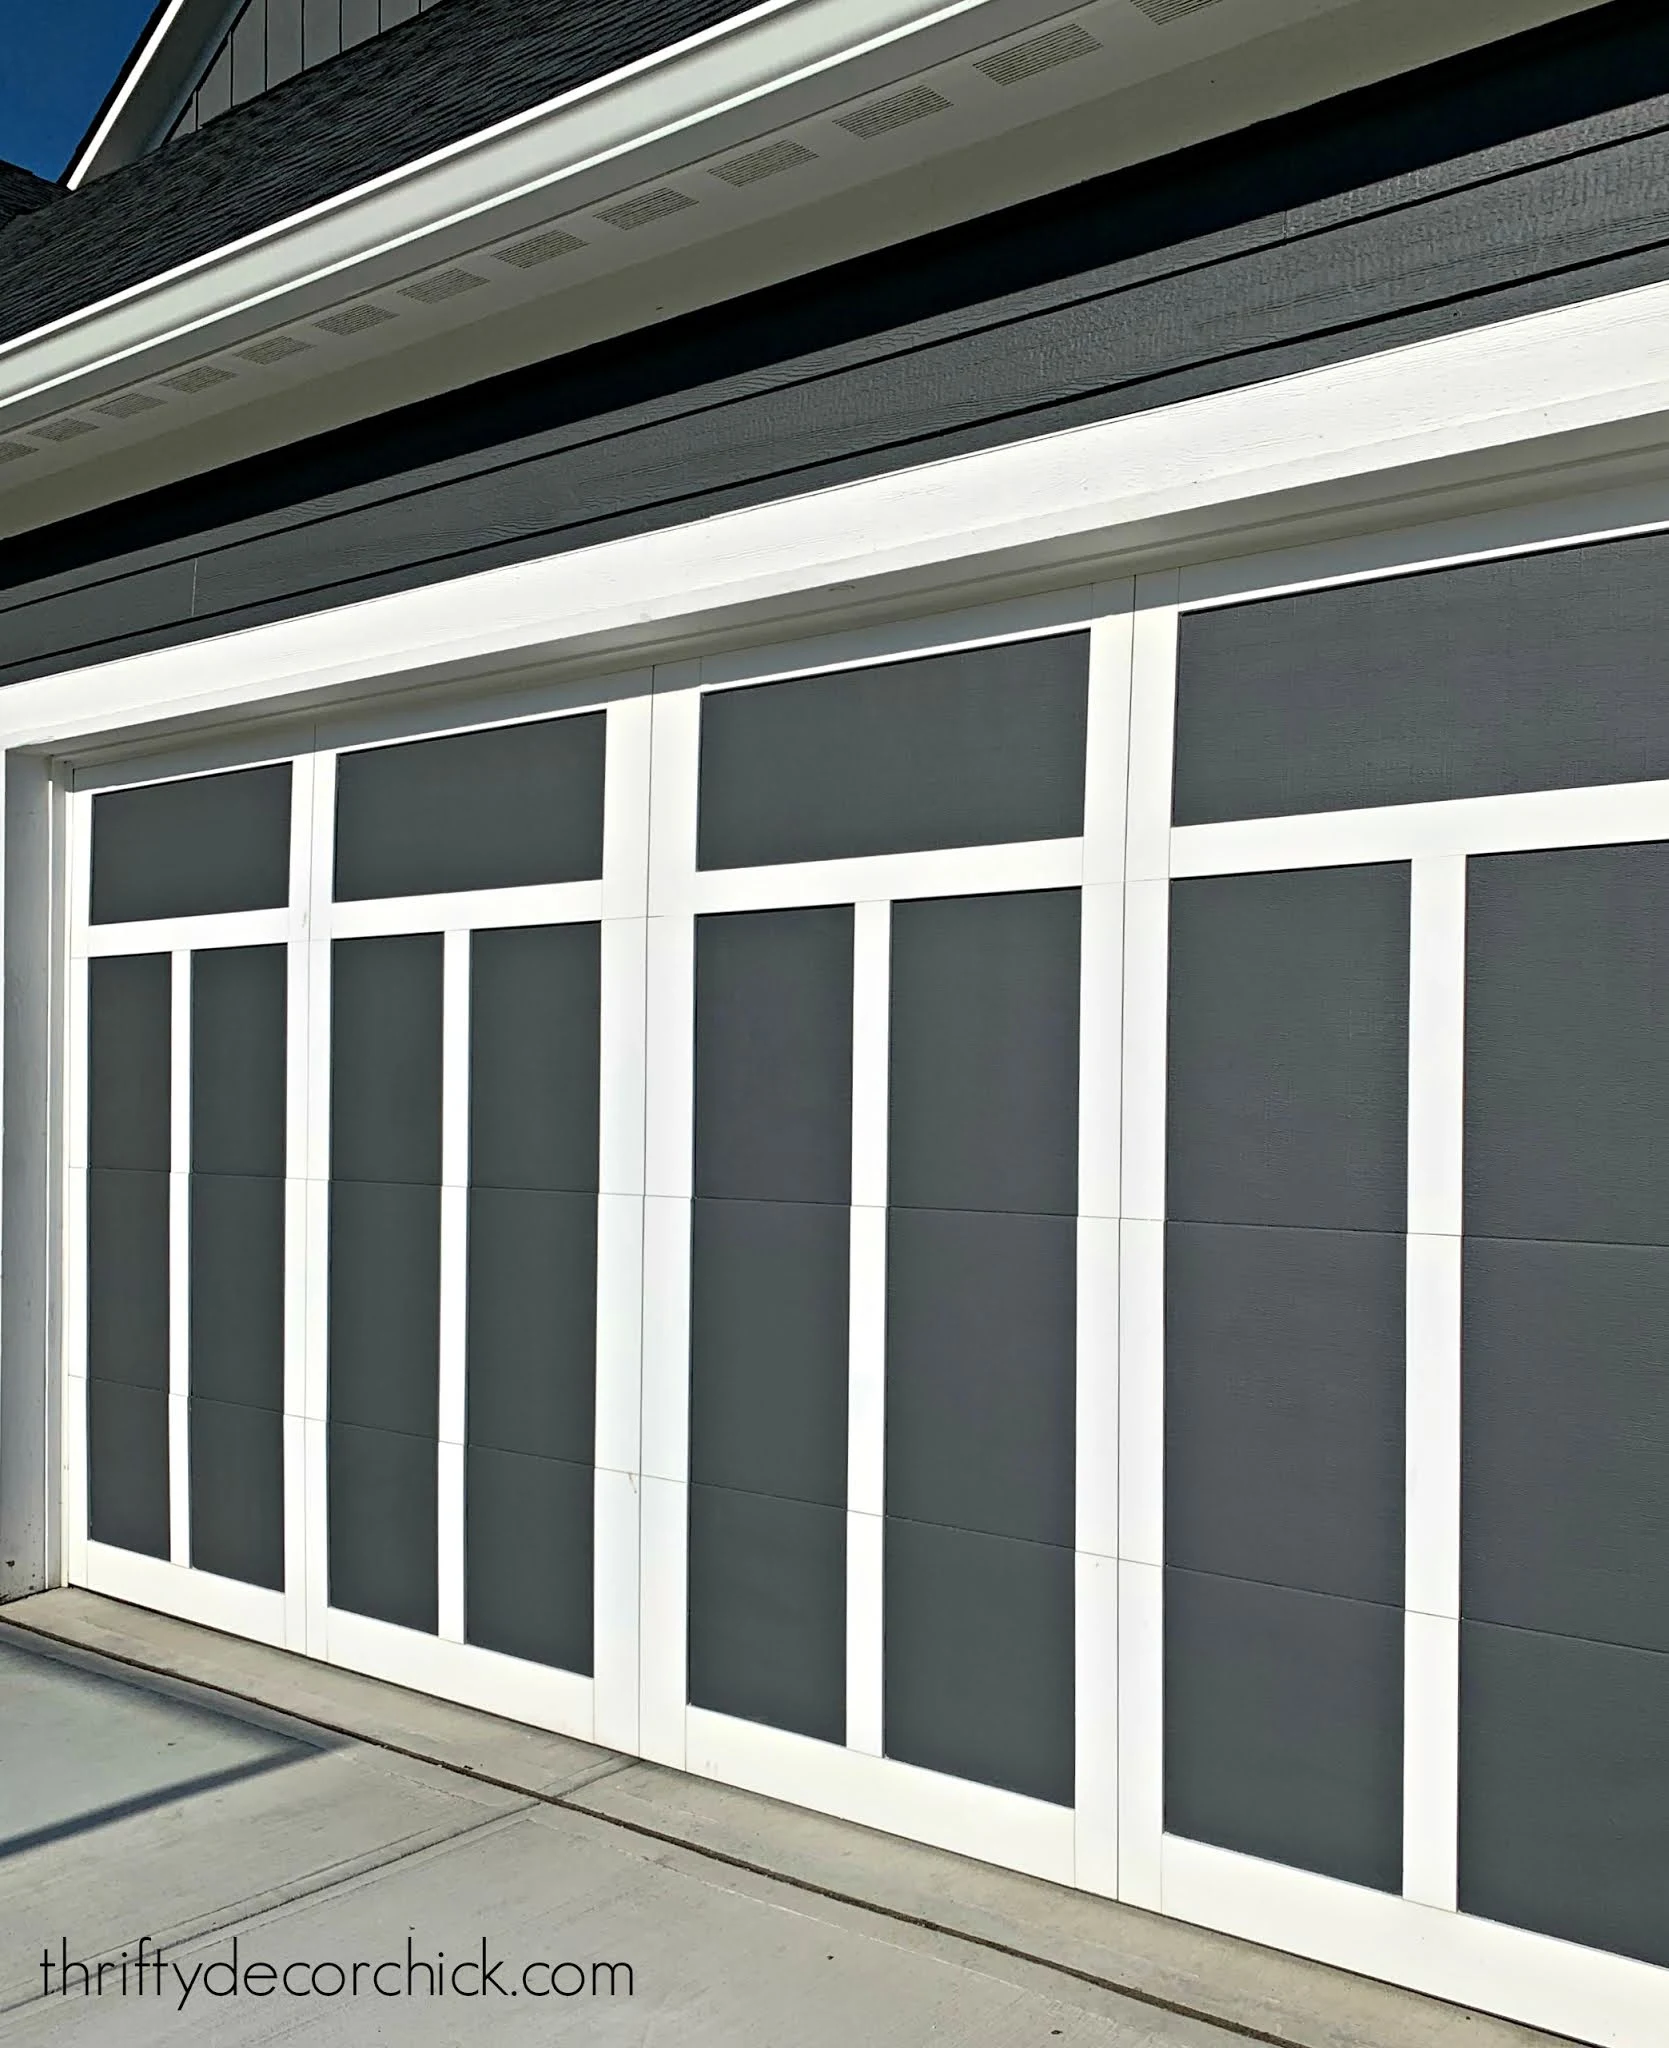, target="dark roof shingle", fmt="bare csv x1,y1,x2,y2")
0,0,761,348
0,159,61,227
